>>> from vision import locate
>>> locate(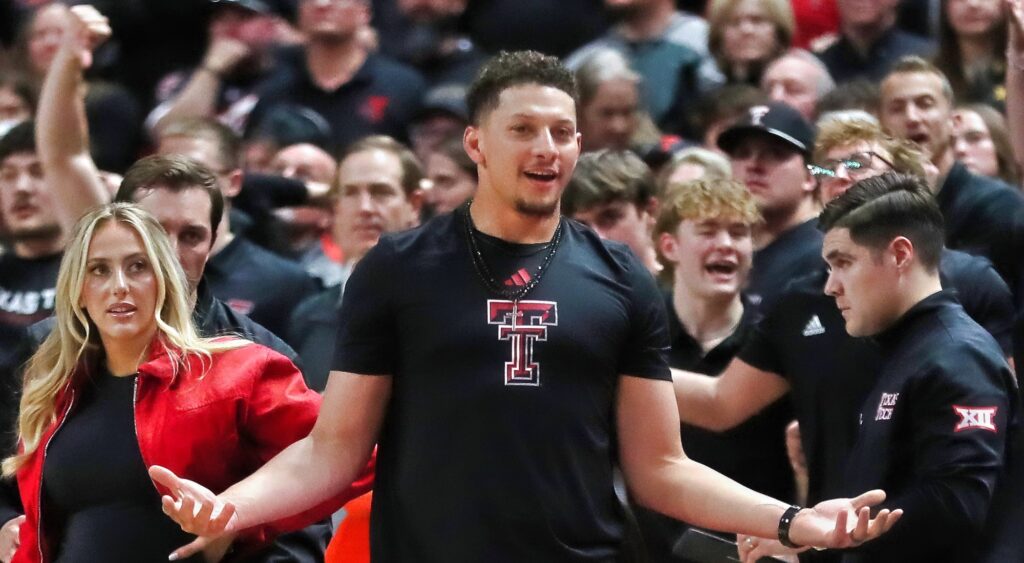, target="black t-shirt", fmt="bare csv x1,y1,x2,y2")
42,373,200,562
841,292,1016,563
205,236,319,343
936,162,1024,303
747,218,823,313
739,249,1015,509
0,252,61,448
334,210,670,562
